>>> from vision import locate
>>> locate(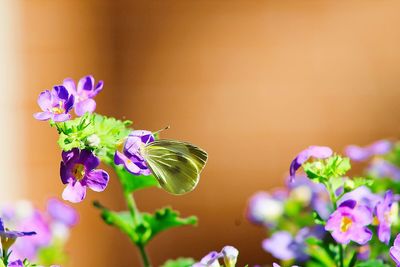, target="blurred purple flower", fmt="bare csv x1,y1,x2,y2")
33,86,74,122
114,130,154,175
289,146,333,182
262,227,323,262
368,158,400,180
390,233,400,266
61,148,109,203
1,199,77,262
376,190,394,244
345,140,392,162
325,200,372,245
63,75,103,116
357,245,370,260
47,198,78,227
11,211,51,260
246,192,284,227
287,175,332,219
